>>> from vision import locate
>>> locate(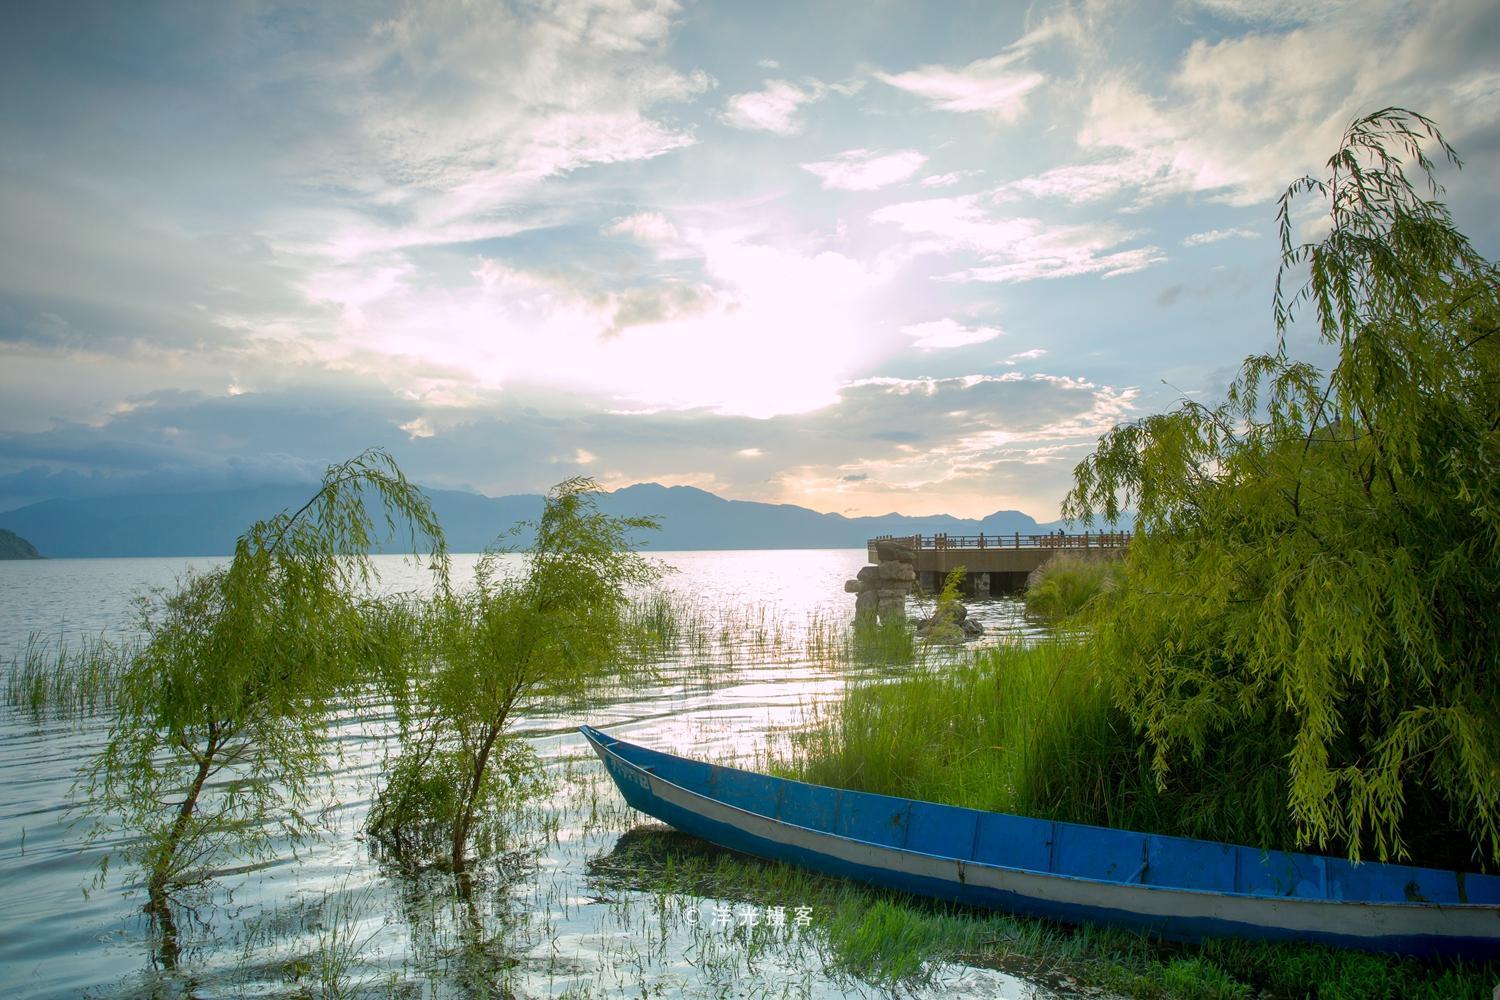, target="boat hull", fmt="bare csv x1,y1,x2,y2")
582,726,1500,960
